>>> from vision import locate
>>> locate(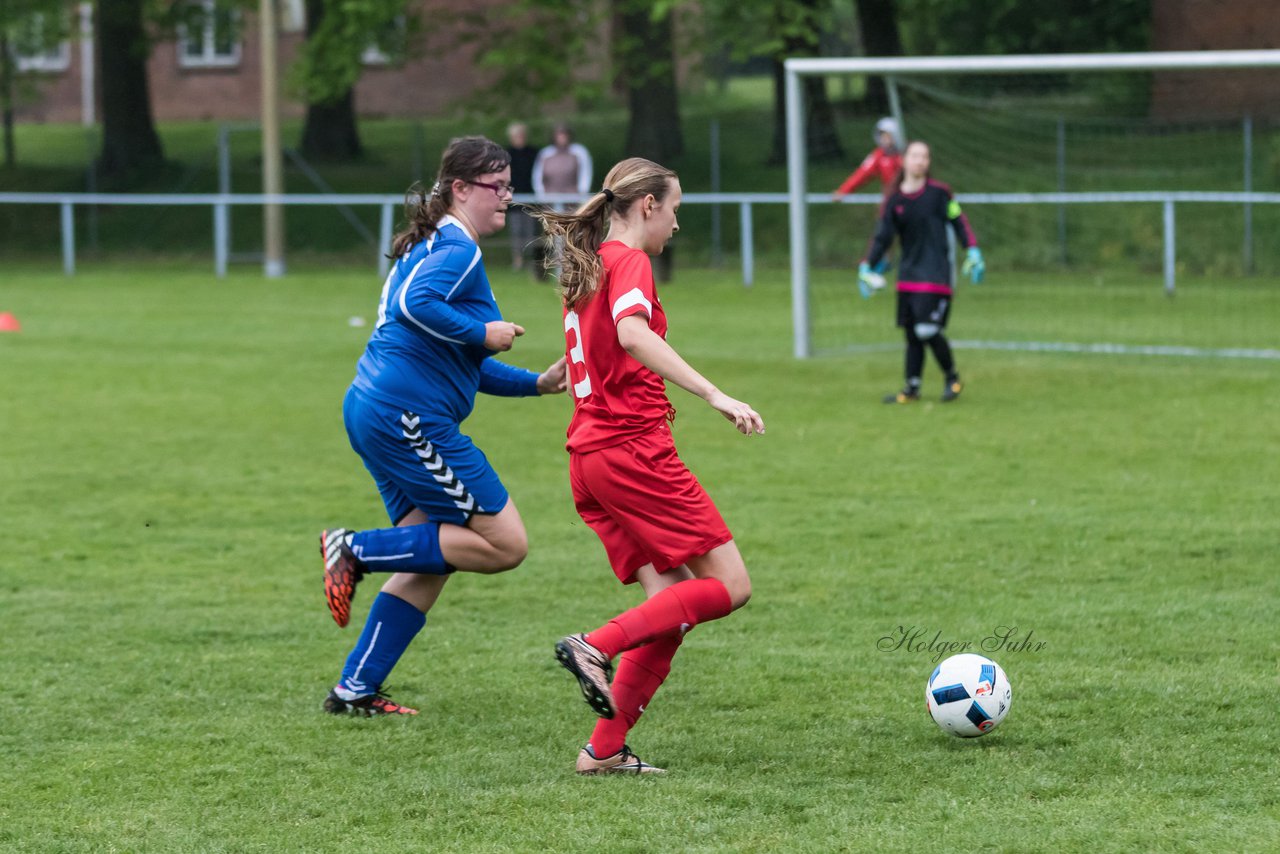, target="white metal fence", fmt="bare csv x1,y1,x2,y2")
3,191,1279,291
